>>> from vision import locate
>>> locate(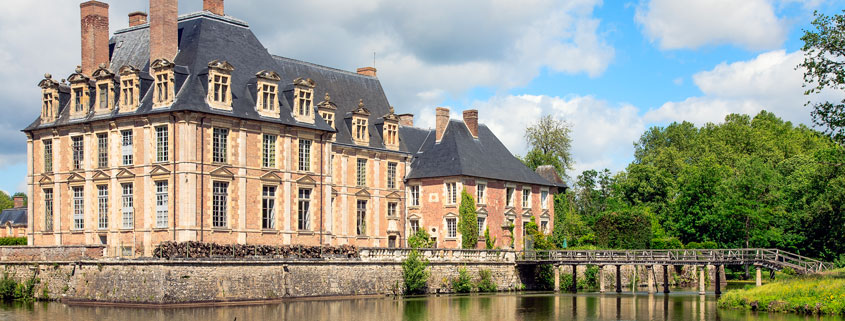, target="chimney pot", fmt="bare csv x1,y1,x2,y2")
357,67,377,77
463,109,479,138
128,11,148,27
398,113,414,127
204,0,224,15
435,107,450,142
80,1,110,75
149,0,179,64
12,196,24,209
